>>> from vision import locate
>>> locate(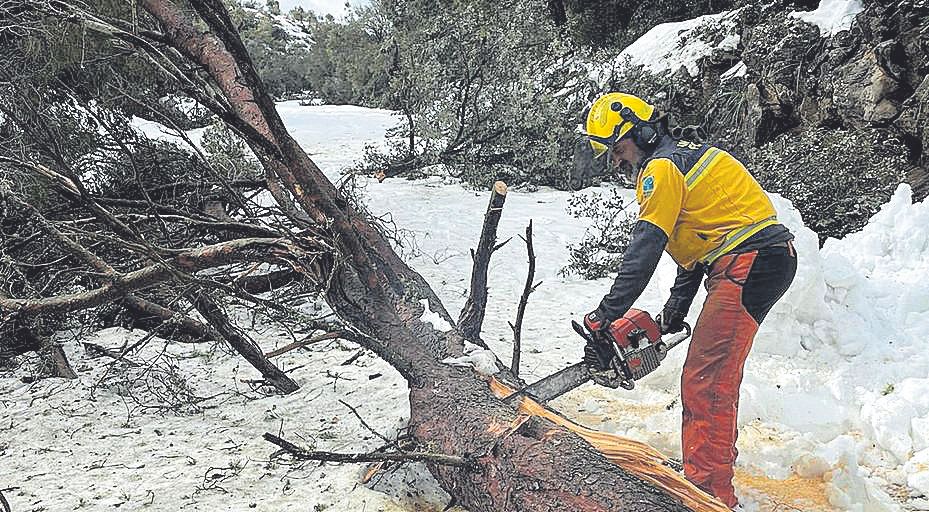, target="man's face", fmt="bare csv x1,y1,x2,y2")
610,137,642,168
